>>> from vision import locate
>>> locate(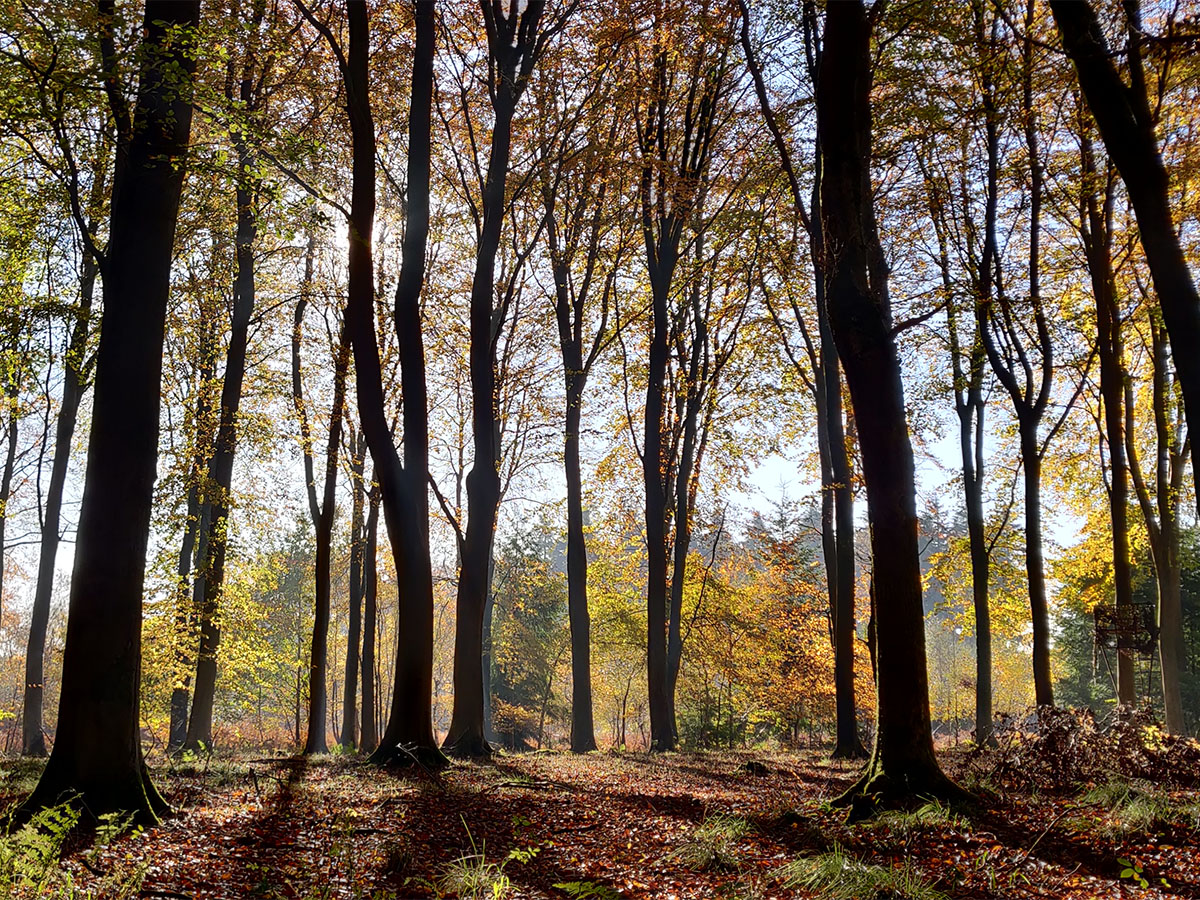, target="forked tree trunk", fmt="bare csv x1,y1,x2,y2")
818,0,965,812
333,0,444,767
444,1,547,759
19,0,199,825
